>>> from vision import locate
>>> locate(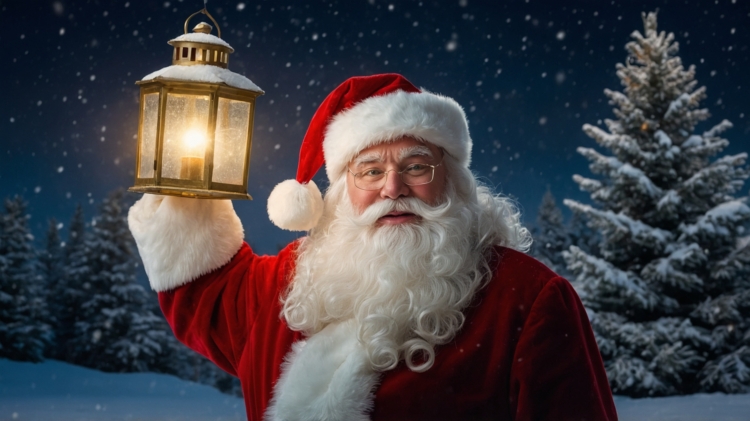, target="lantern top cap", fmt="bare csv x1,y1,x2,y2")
193,22,212,34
